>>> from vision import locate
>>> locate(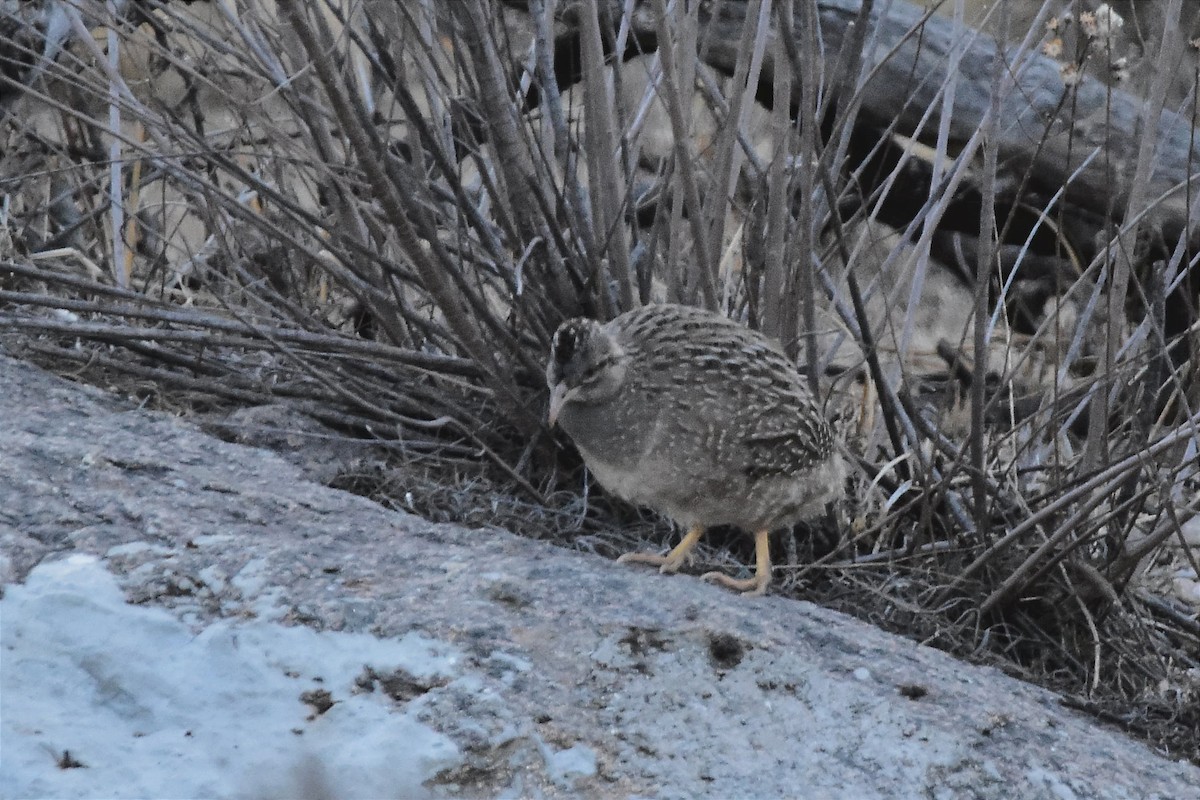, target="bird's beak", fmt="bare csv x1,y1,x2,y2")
548,382,568,427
